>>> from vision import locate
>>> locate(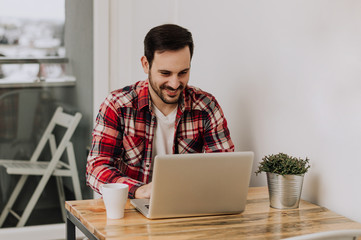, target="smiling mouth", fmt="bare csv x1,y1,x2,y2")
165,88,179,97
161,85,183,97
